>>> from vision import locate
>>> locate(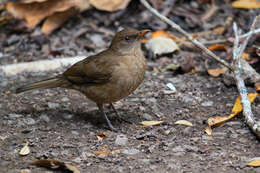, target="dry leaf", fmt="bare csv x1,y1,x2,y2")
19,142,30,156
30,159,80,173
88,0,131,12
247,157,260,167
255,82,260,91
232,0,260,9
205,126,212,135
41,8,77,35
207,67,227,77
207,116,230,127
93,145,116,157
5,0,90,34
206,93,259,128
208,44,227,51
242,53,250,60
96,132,110,141
140,121,163,126
174,120,193,127
151,30,183,42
